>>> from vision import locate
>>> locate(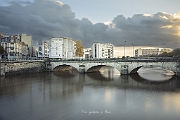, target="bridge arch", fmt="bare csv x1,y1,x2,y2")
130,66,143,74
85,62,121,73
53,64,78,72
50,62,79,72
87,65,106,72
